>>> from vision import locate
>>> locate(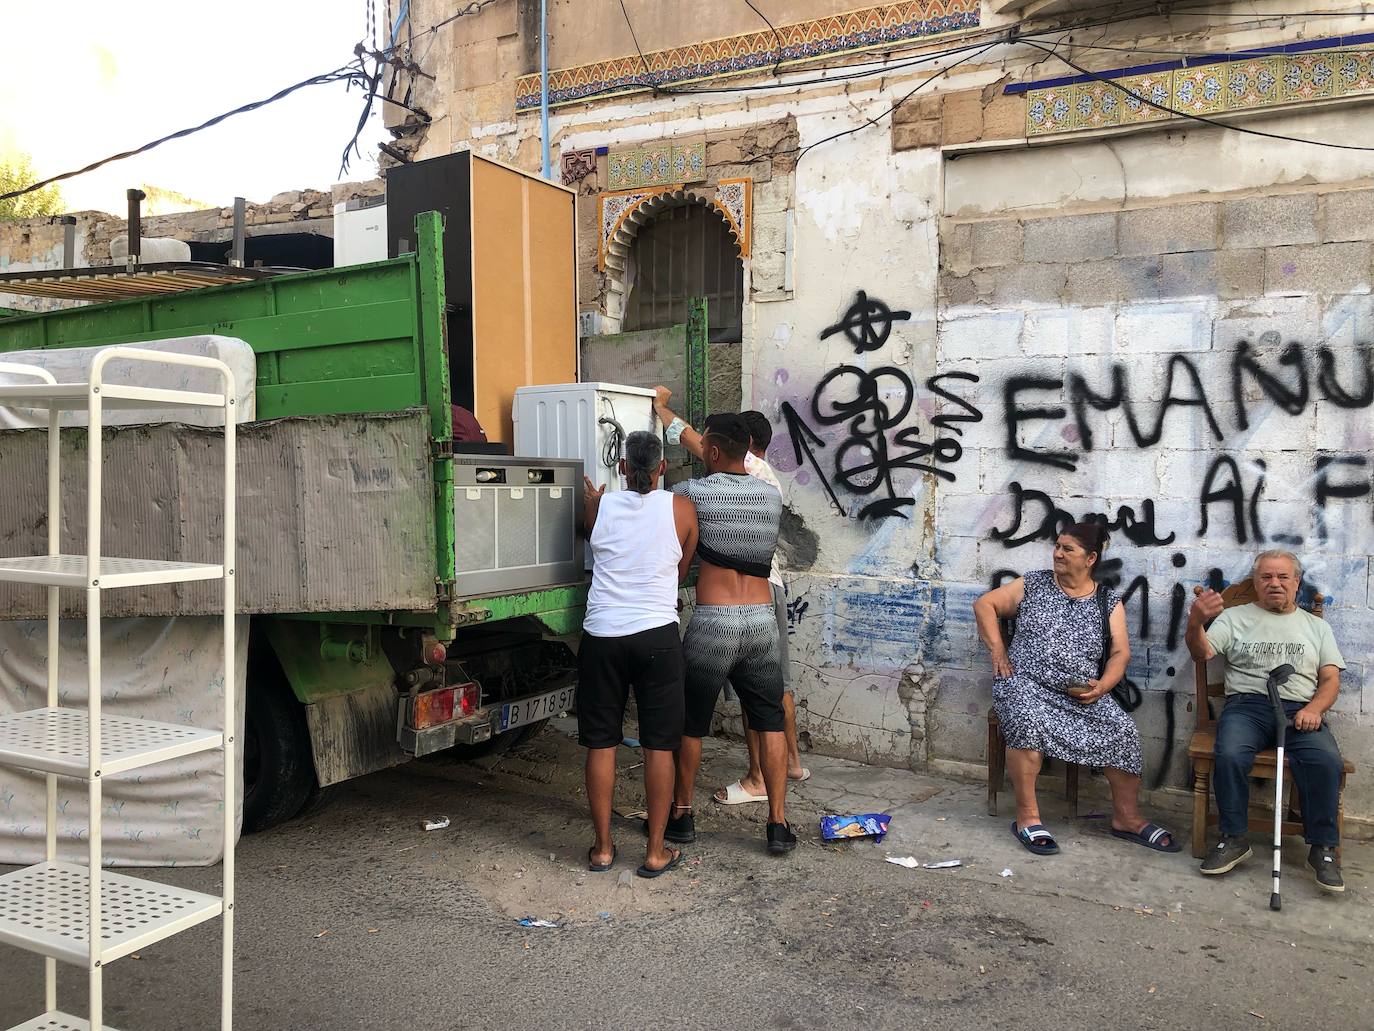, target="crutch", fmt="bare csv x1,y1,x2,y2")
1264,663,1295,911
